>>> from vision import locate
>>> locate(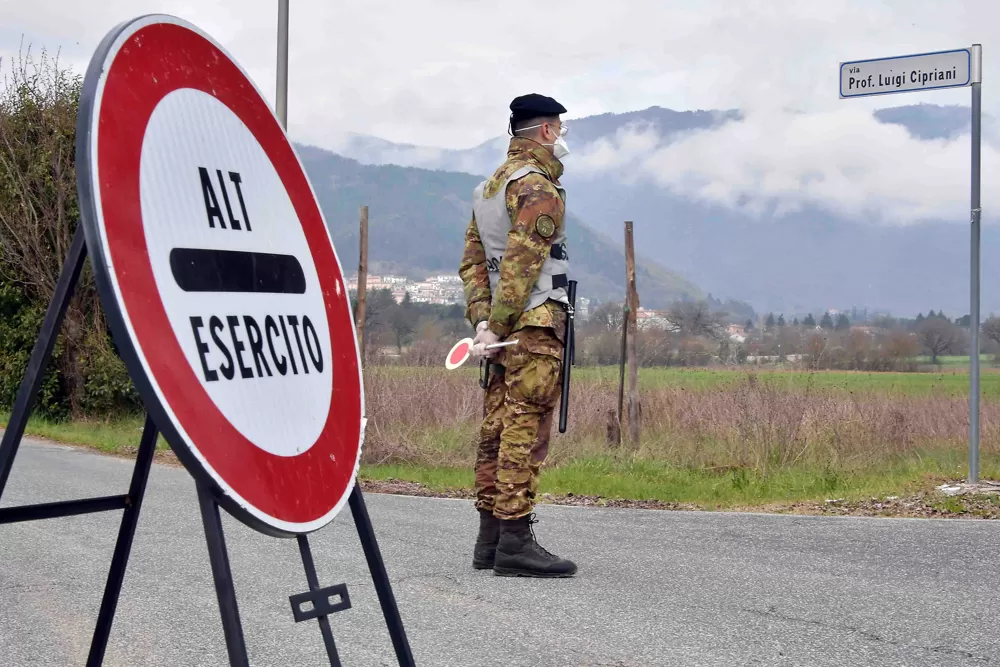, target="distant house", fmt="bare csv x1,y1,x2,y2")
726,323,746,336
347,272,464,306
635,307,676,330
